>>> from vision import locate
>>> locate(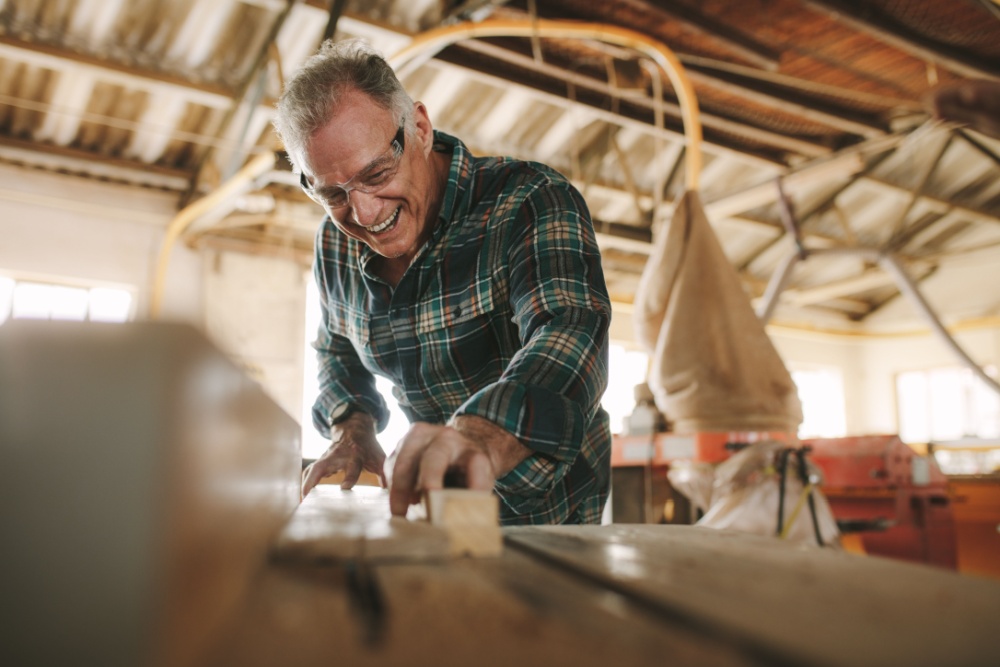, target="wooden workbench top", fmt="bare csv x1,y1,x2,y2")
202,487,1000,667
